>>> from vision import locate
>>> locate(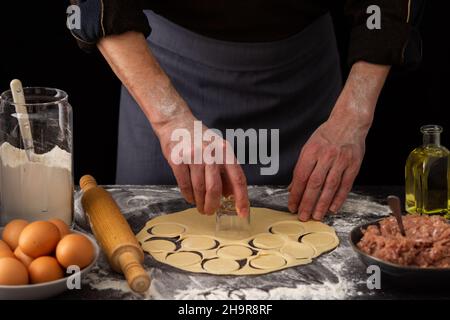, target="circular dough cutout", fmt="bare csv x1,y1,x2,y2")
181,236,216,250
280,242,315,259
166,251,202,267
304,221,334,234
217,245,253,260
271,222,306,236
302,232,336,248
252,234,284,249
142,239,176,253
151,223,185,237
250,255,286,270
203,258,240,274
